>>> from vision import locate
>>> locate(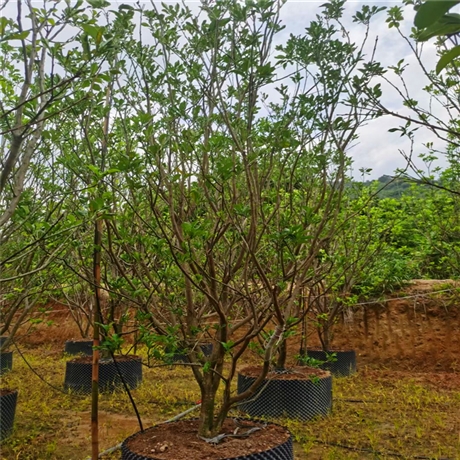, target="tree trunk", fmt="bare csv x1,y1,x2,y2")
198,383,218,438
322,323,331,351
276,340,287,369
91,219,102,460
